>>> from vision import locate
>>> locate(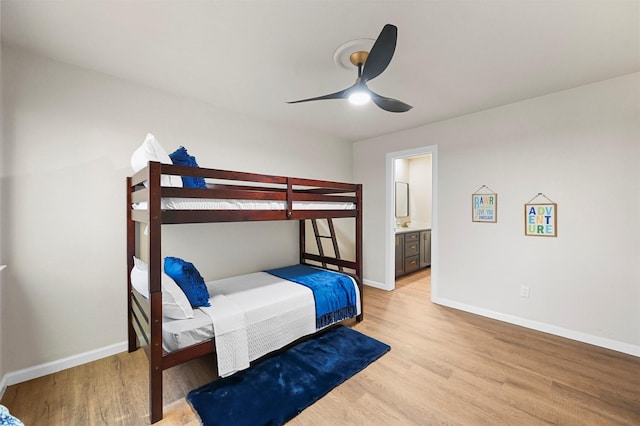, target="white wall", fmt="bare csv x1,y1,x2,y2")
408,156,431,229
0,46,353,379
354,73,640,355
0,0,5,392
393,156,431,228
